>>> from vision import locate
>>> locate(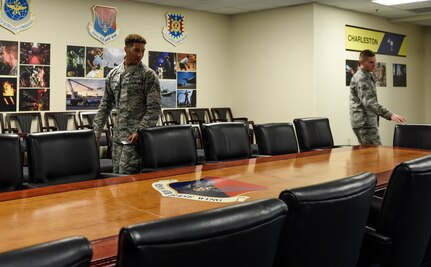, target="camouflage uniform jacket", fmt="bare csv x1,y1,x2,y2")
93,62,161,142
350,68,392,128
